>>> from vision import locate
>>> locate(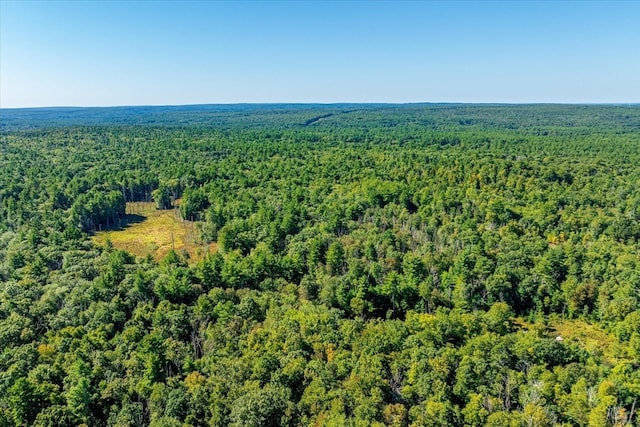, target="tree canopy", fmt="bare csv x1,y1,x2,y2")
1,104,639,426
